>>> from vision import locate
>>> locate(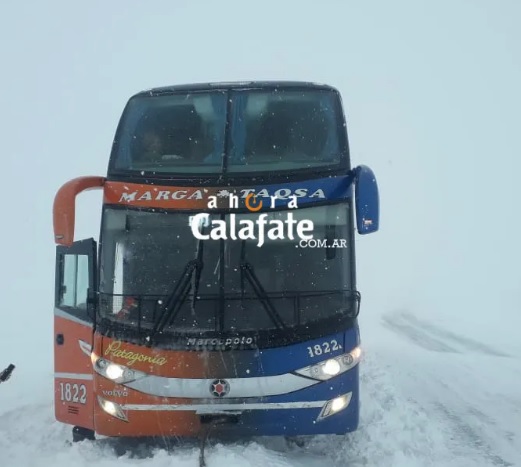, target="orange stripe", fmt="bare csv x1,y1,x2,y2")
104,181,232,210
